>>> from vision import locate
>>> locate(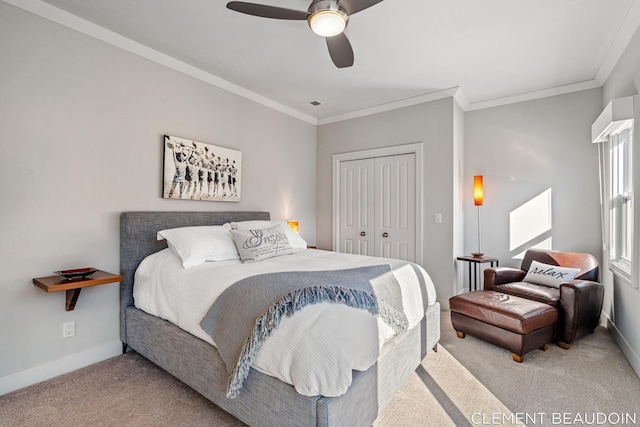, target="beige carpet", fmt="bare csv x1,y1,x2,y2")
377,312,640,426
2,311,639,426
